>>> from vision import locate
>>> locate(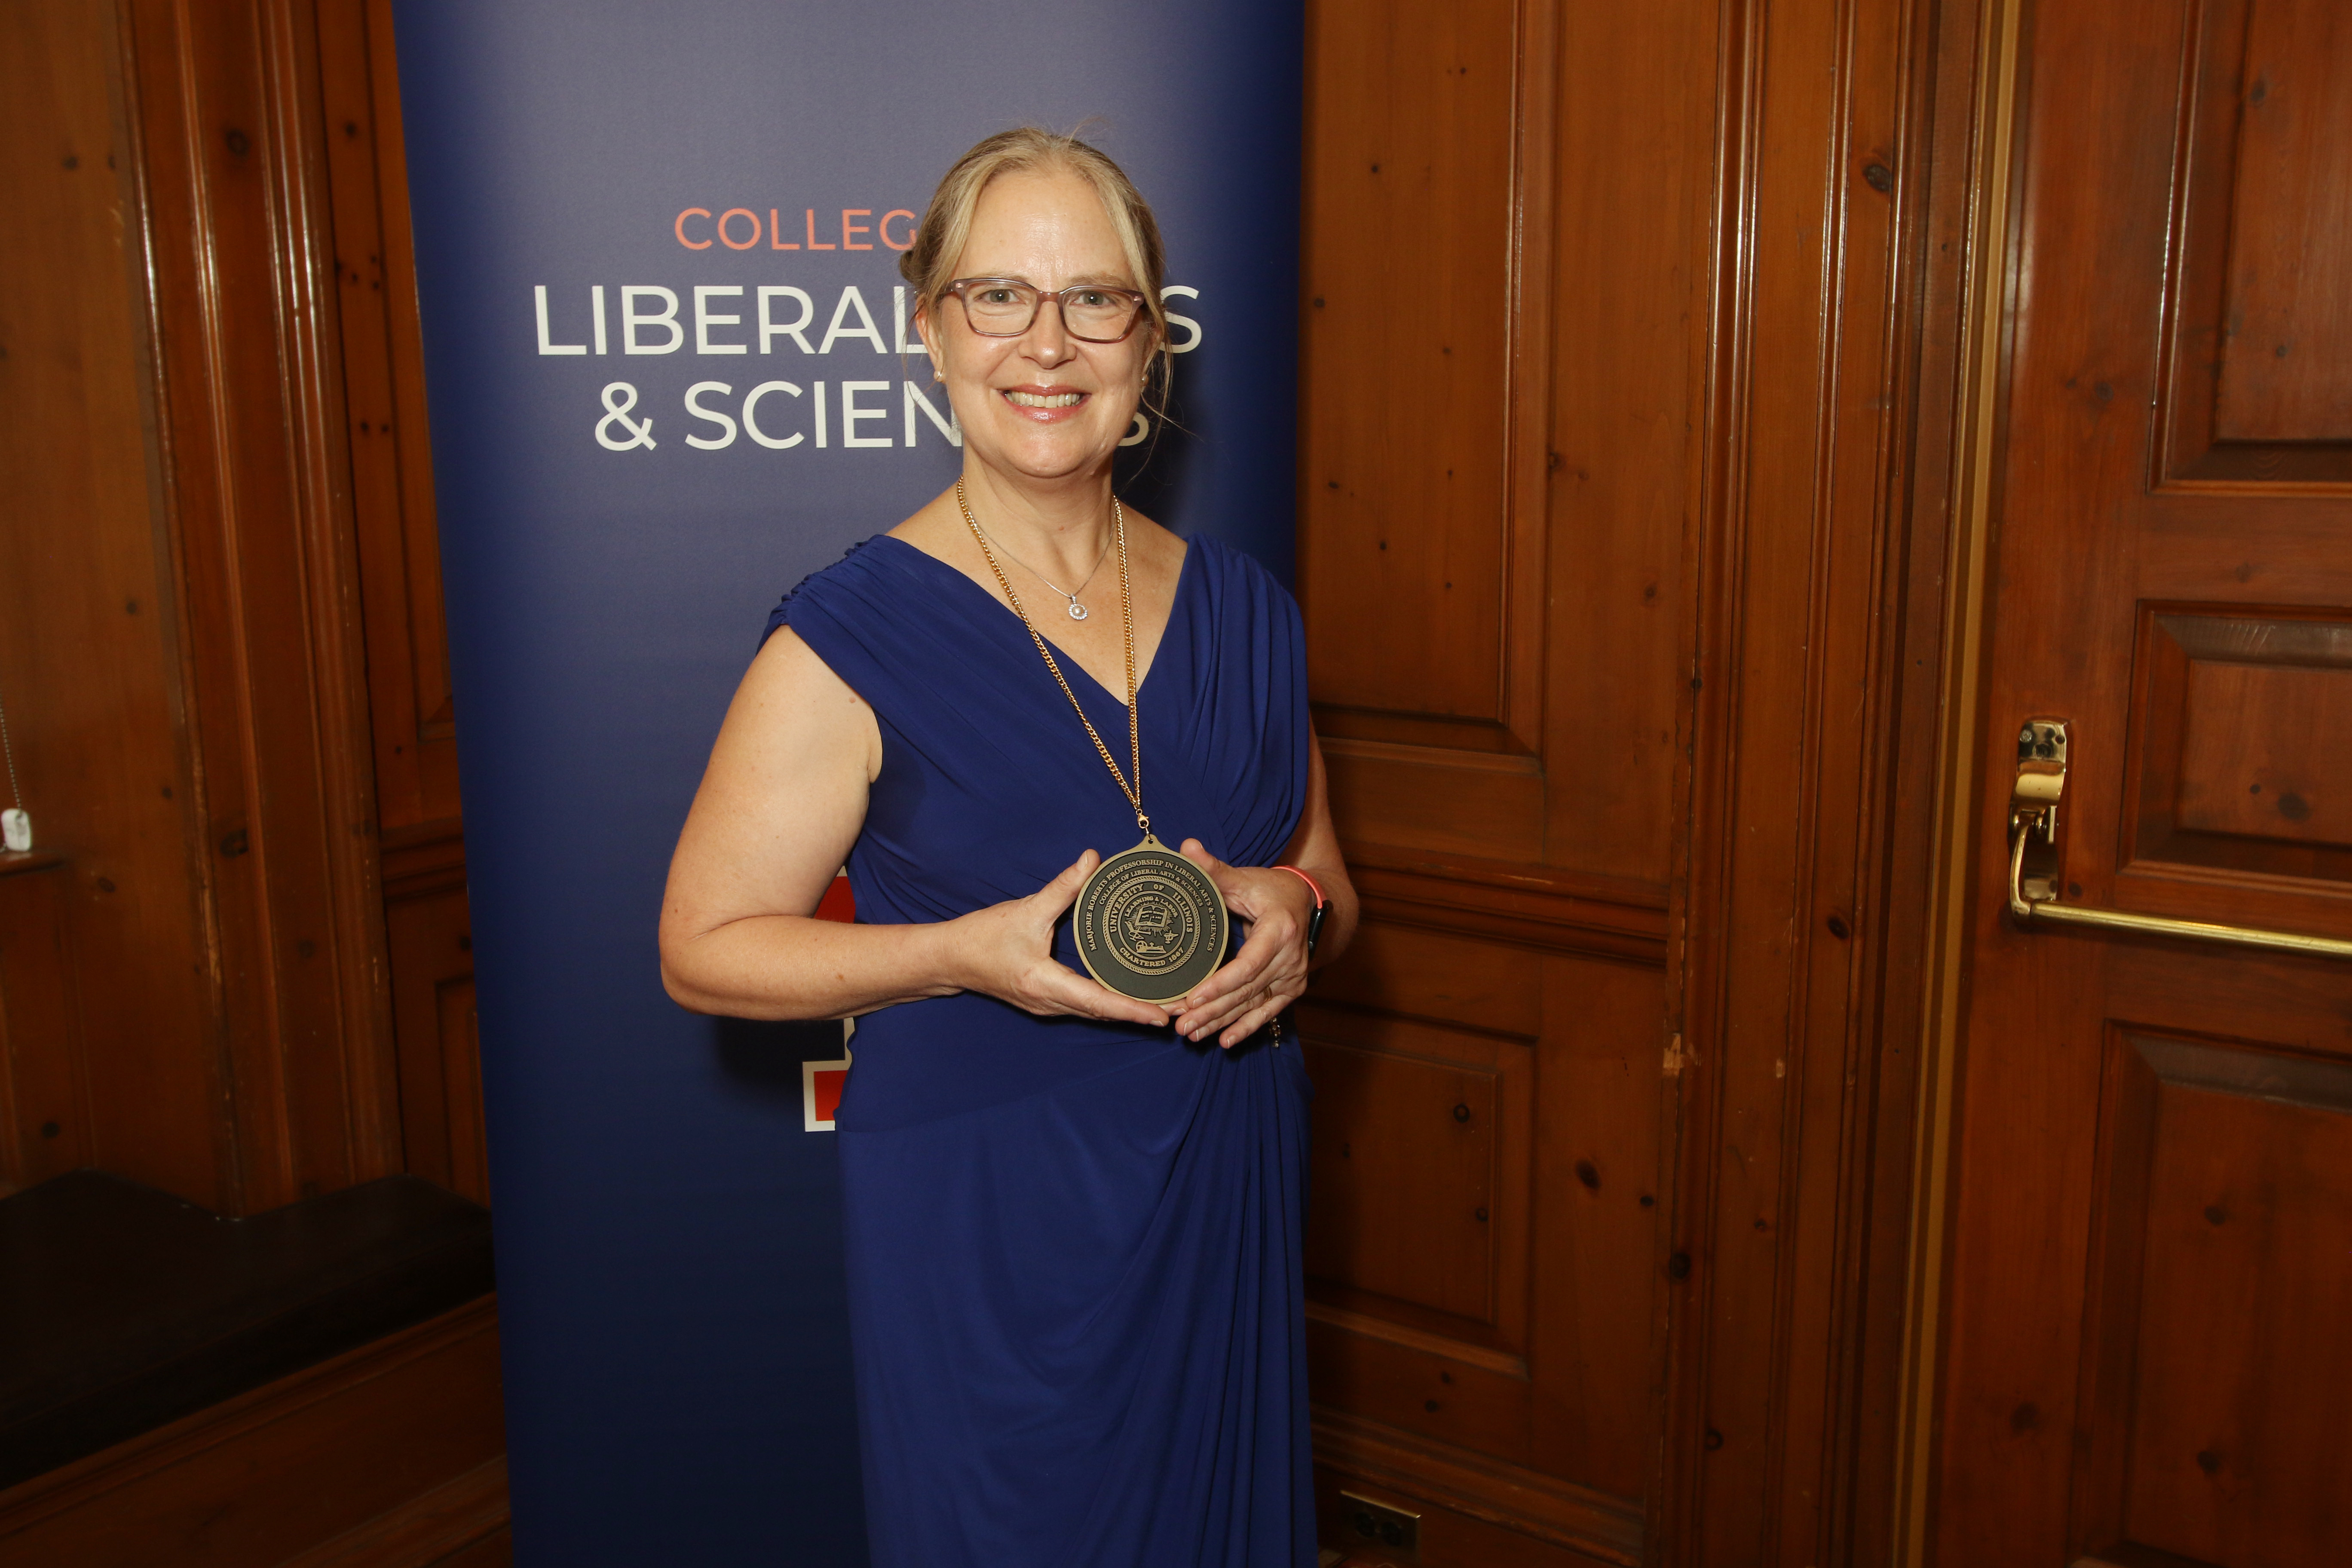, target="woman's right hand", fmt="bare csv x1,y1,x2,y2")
945,851,1172,1027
